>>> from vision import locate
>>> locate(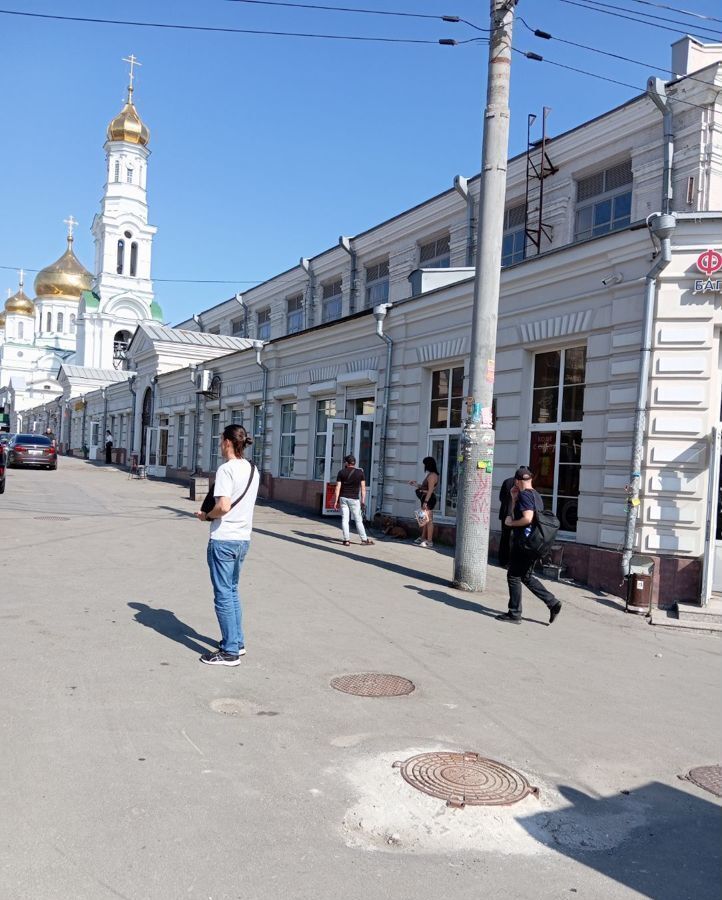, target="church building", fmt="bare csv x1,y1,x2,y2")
0,57,163,429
